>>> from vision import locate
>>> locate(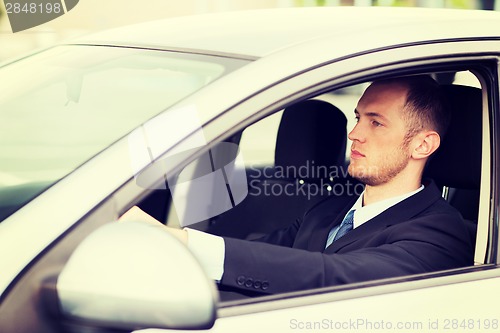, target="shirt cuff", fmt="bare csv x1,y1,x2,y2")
185,228,225,281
